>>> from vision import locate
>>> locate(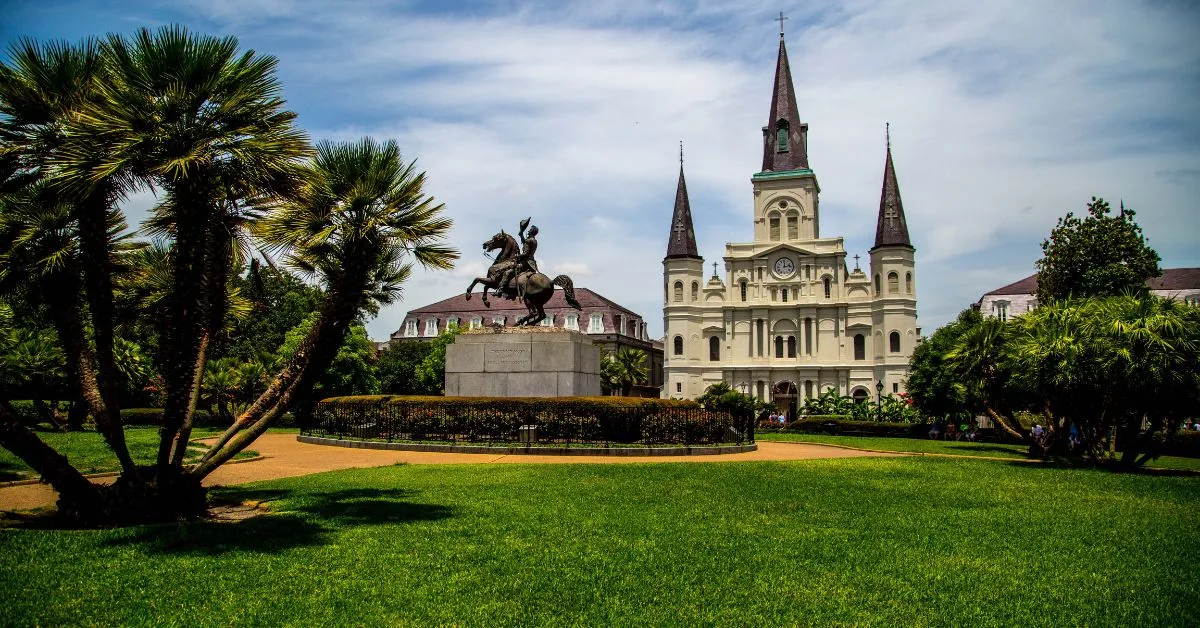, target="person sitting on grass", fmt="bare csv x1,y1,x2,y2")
928,421,942,440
